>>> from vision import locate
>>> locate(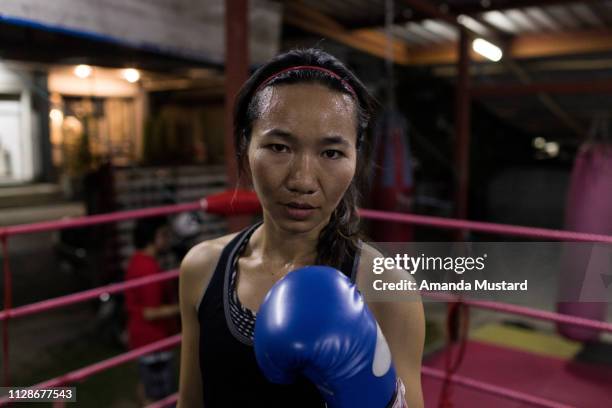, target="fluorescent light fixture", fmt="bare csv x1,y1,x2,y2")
472,38,503,62
122,68,140,83
524,7,561,31
422,19,458,41
482,10,518,33
74,64,92,79
505,9,538,32
457,14,491,37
